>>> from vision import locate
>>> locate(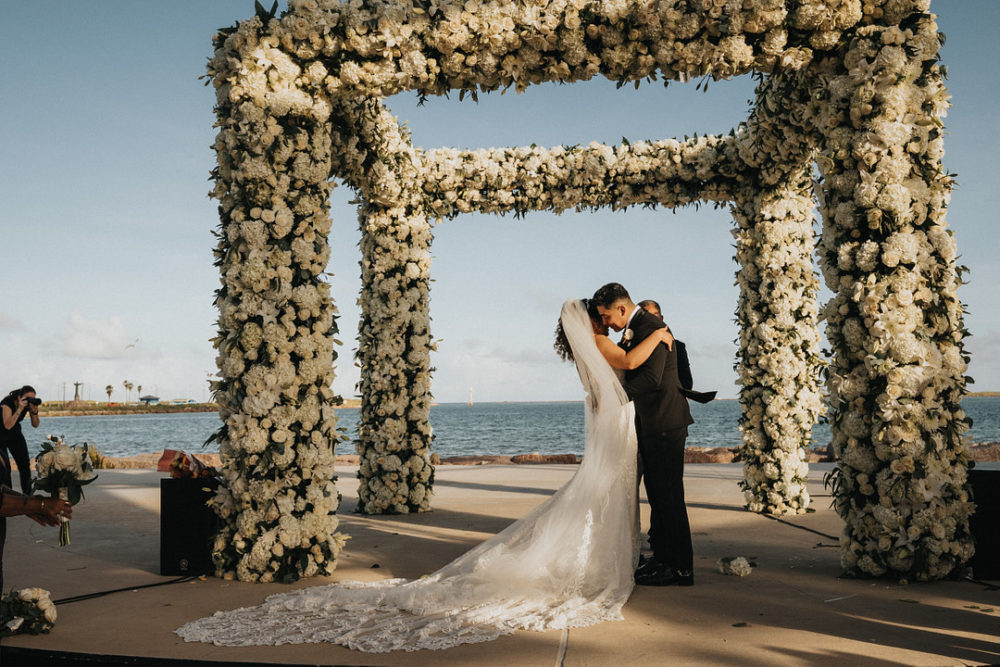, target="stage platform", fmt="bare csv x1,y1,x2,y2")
2,463,998,666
